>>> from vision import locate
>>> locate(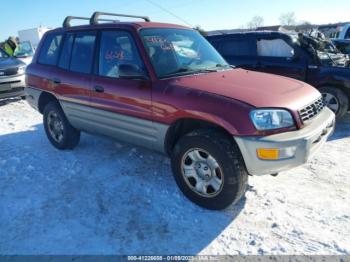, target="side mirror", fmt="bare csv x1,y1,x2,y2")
118,64,148,80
